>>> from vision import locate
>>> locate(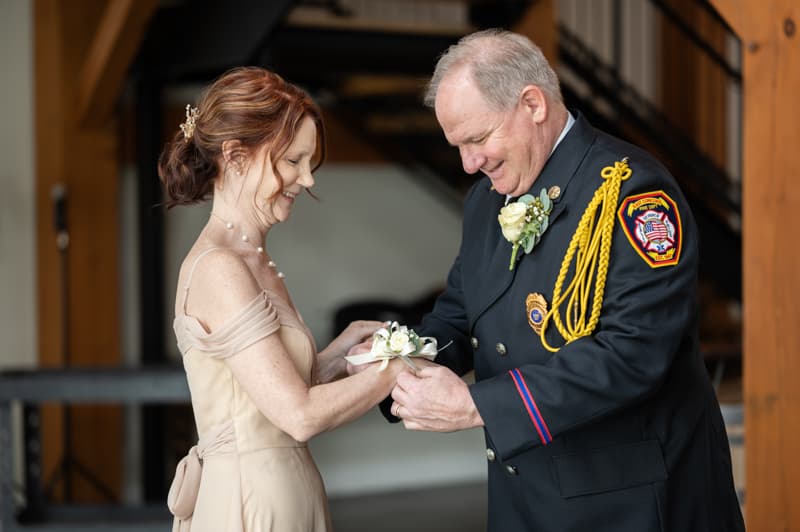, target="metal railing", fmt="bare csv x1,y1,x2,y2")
0,367,189,532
